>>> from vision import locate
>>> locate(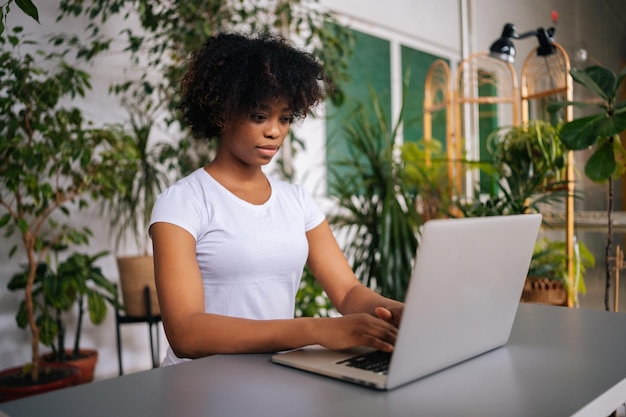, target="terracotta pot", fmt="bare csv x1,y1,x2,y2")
117,255,160,317
0,363,79,403
40,349,98,385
